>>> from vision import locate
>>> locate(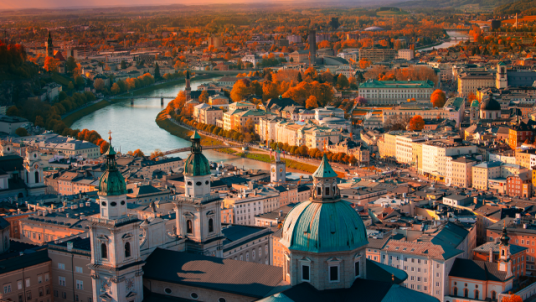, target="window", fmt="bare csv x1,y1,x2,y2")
302,264,310,281
329,265,339,282
164,288,172,294
45,273,49,282
76,280,83,290
59,277,66,286
38,275,42,284
464,288,468,298
62,292,66,299
101,243,108,259
354,261,360,277
25,278,30,287
191,293,199,299
54,290,58,297
39,287,43,297
4,284,11,294
17,280,22,290
58,263,65,270
125,242,131,258
75,266,83,273
46,285,49,295
474,290,479,300
209,218,214,233
26,291,31,300
491,291,496,300
187,220,193,234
